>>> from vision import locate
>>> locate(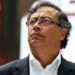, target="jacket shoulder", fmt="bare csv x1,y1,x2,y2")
0,56,29,75
61,57,75,73
0,59,19,73
63,58,75,68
